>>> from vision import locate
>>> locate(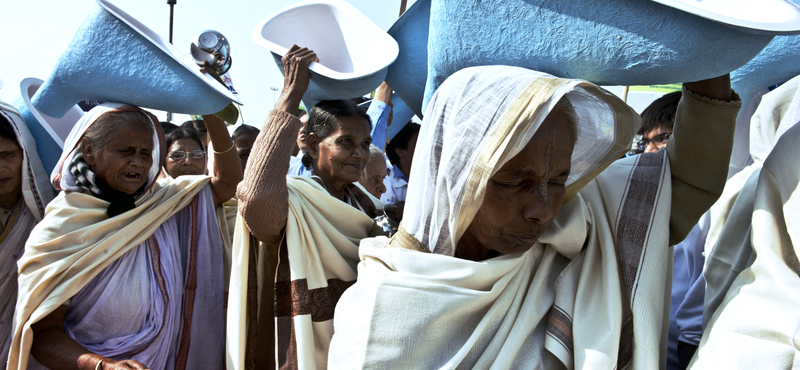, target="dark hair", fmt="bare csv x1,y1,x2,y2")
386,122,421,167
232,124,260,142
181,119,207,135
638,91,681,136
301,100,372,169
165,128,204,153
160,121,180,135
0,114,19,145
